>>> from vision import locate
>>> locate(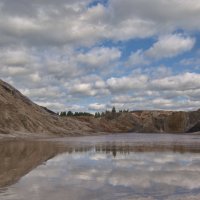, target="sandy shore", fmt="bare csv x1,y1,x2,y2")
0,130,111,140
1,131,200,143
